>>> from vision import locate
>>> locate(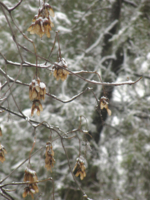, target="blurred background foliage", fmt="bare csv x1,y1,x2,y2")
0,0,150,200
